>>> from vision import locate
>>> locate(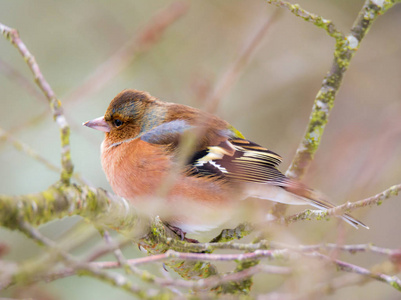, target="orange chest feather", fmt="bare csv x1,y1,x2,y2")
100,137,238,231
101,139,171,199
